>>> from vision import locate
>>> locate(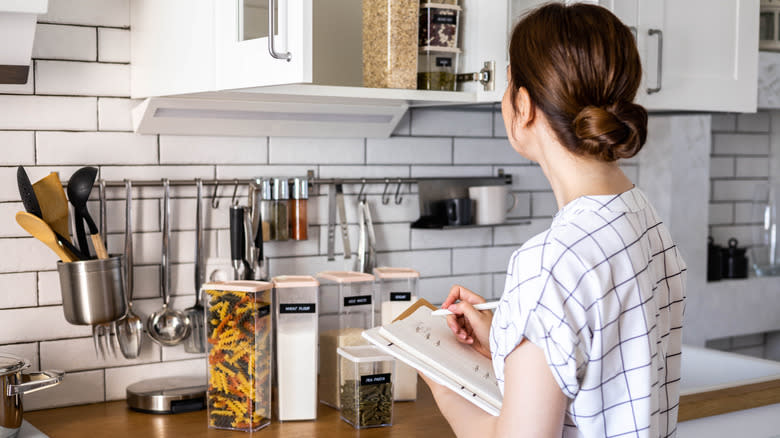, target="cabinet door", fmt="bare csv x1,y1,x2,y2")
465,0,511,102
215,0,313,91
638,0,759,112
